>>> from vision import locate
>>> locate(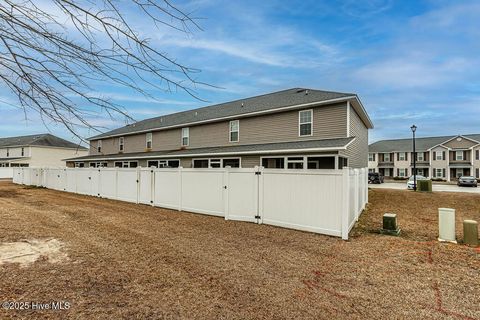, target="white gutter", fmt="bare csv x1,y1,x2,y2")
90,96,366,140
